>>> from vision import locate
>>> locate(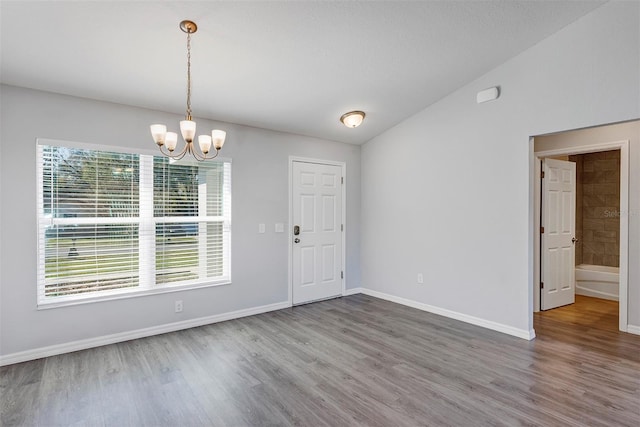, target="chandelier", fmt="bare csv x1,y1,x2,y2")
150,20,226,161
